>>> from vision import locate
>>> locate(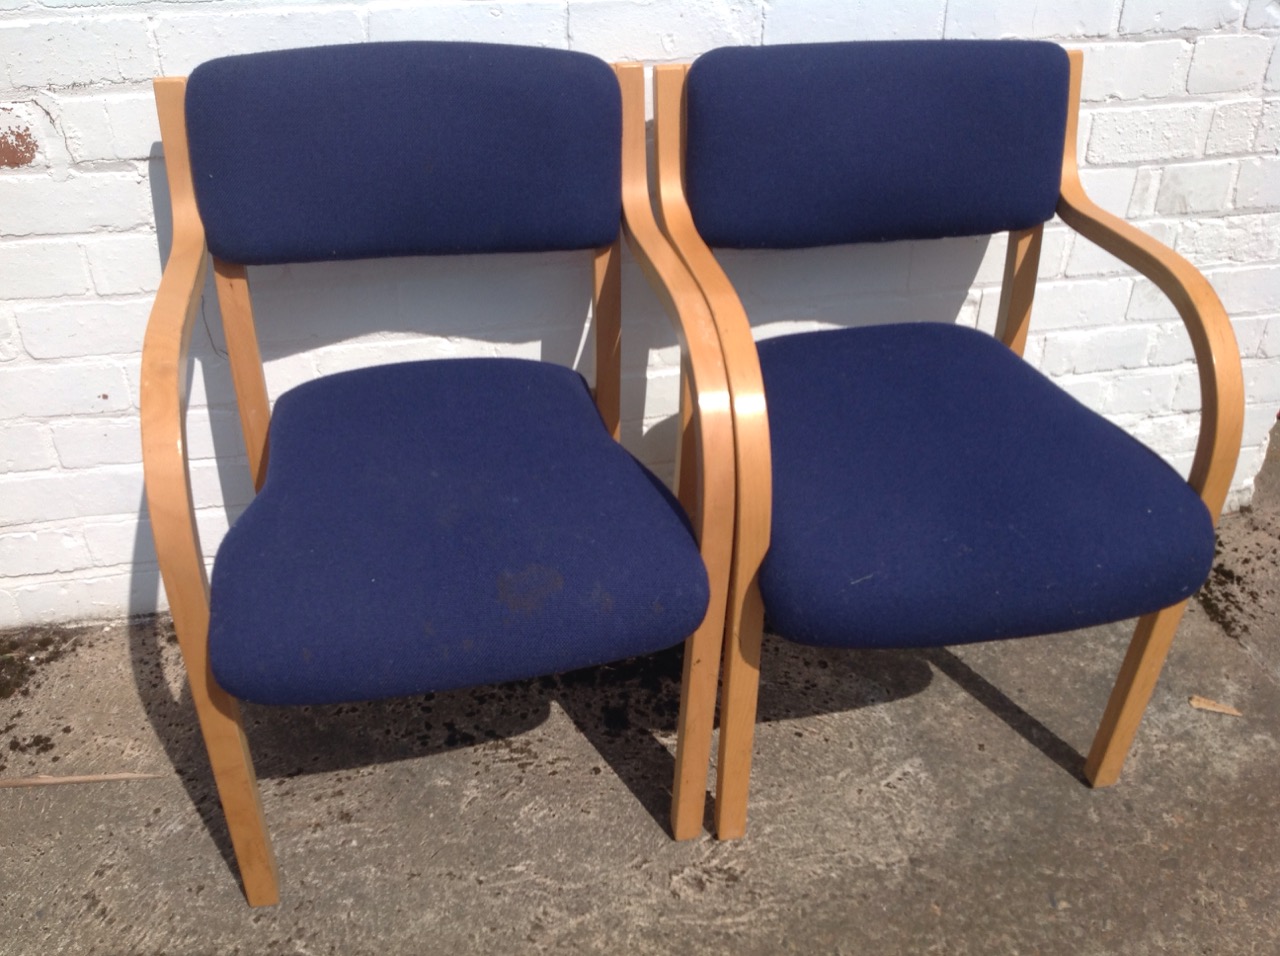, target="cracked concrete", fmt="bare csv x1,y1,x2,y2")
2,424,1278,954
